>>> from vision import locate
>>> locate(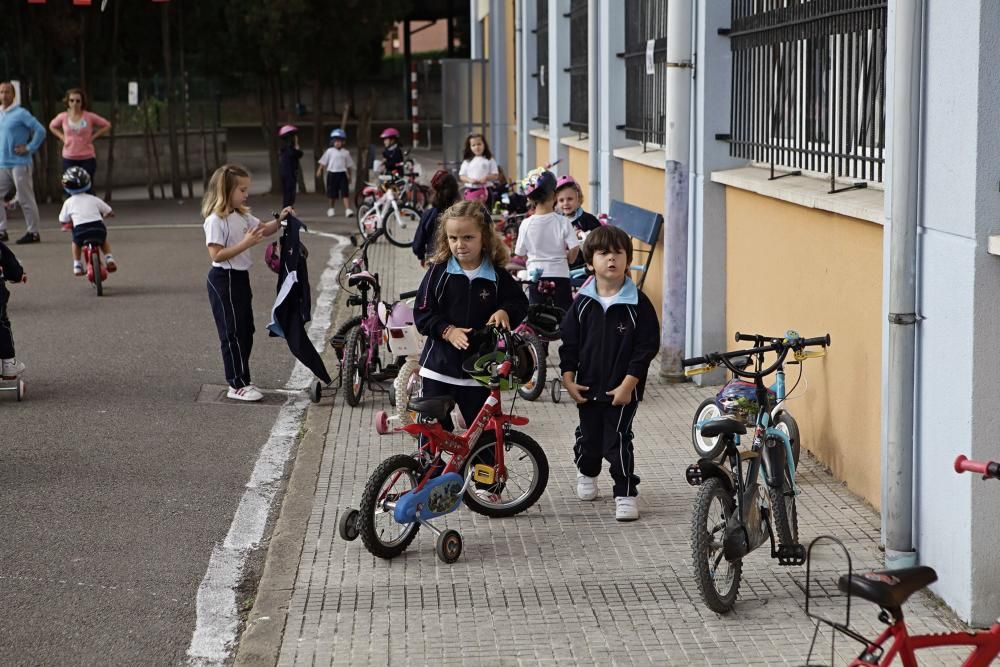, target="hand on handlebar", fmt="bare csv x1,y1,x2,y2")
485,309,511,330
